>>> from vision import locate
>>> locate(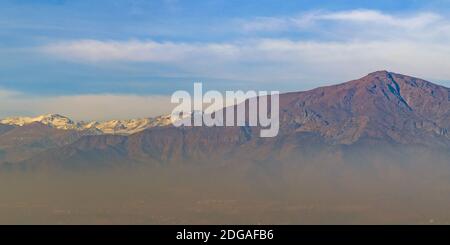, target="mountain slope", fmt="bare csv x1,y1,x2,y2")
277,71,450,146
0,122,94,163
0,123,14,136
